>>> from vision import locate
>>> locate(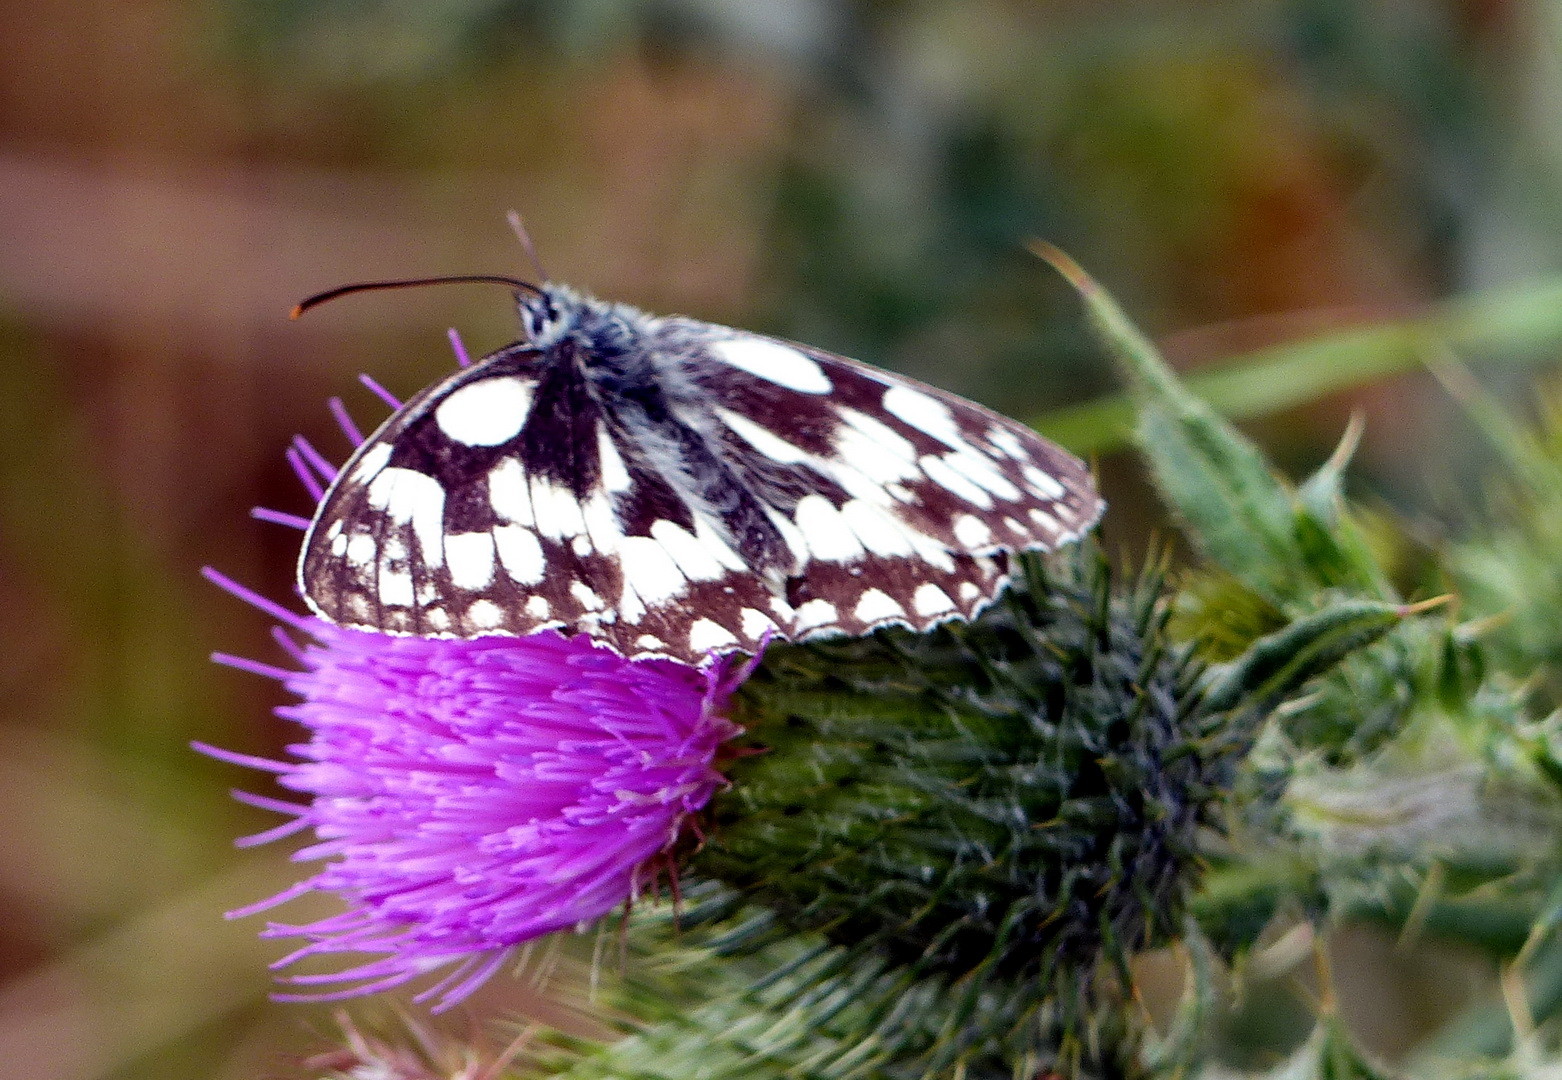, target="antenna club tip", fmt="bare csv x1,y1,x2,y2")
289,304,306,320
